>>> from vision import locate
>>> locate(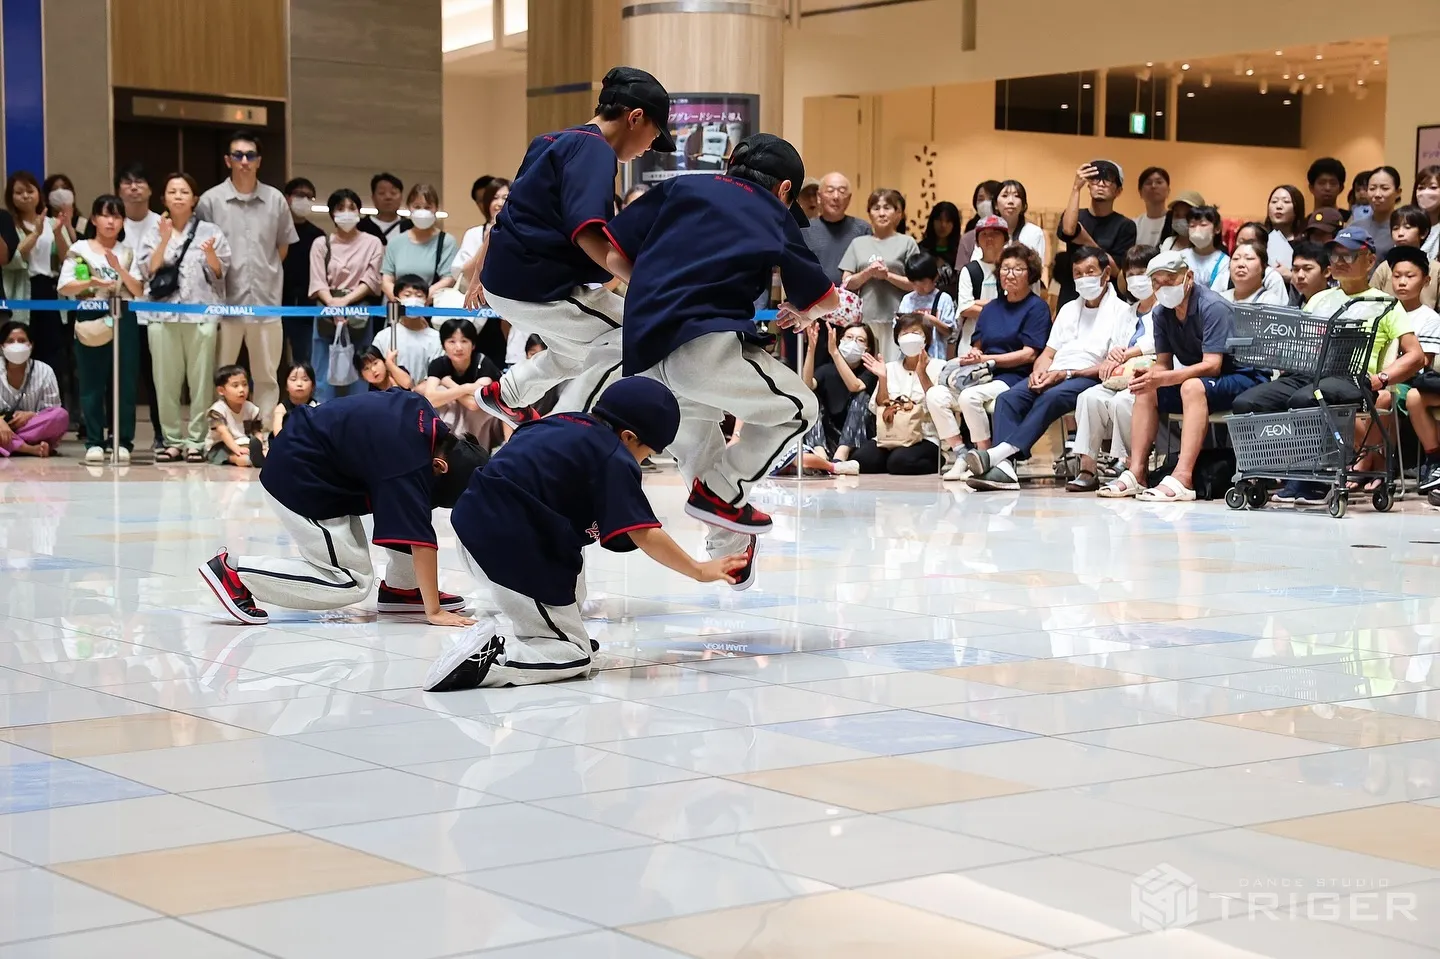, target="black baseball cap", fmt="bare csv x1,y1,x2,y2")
728,133,809,227
597,67,676,153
